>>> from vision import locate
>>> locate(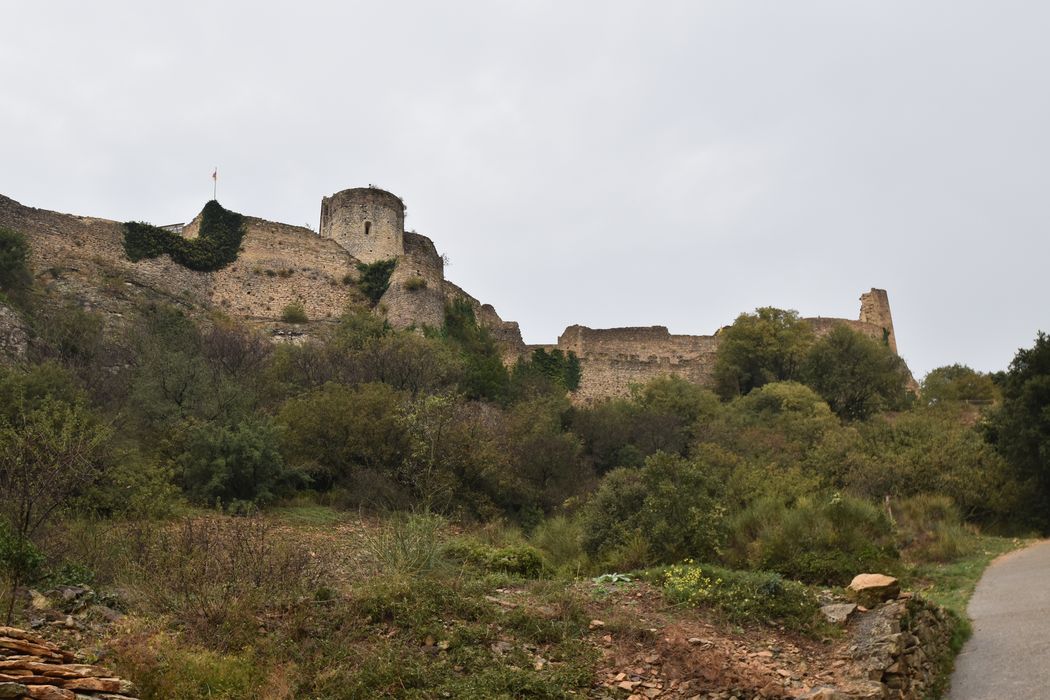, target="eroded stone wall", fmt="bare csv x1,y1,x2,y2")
552,326,721,401
553,289,907,402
